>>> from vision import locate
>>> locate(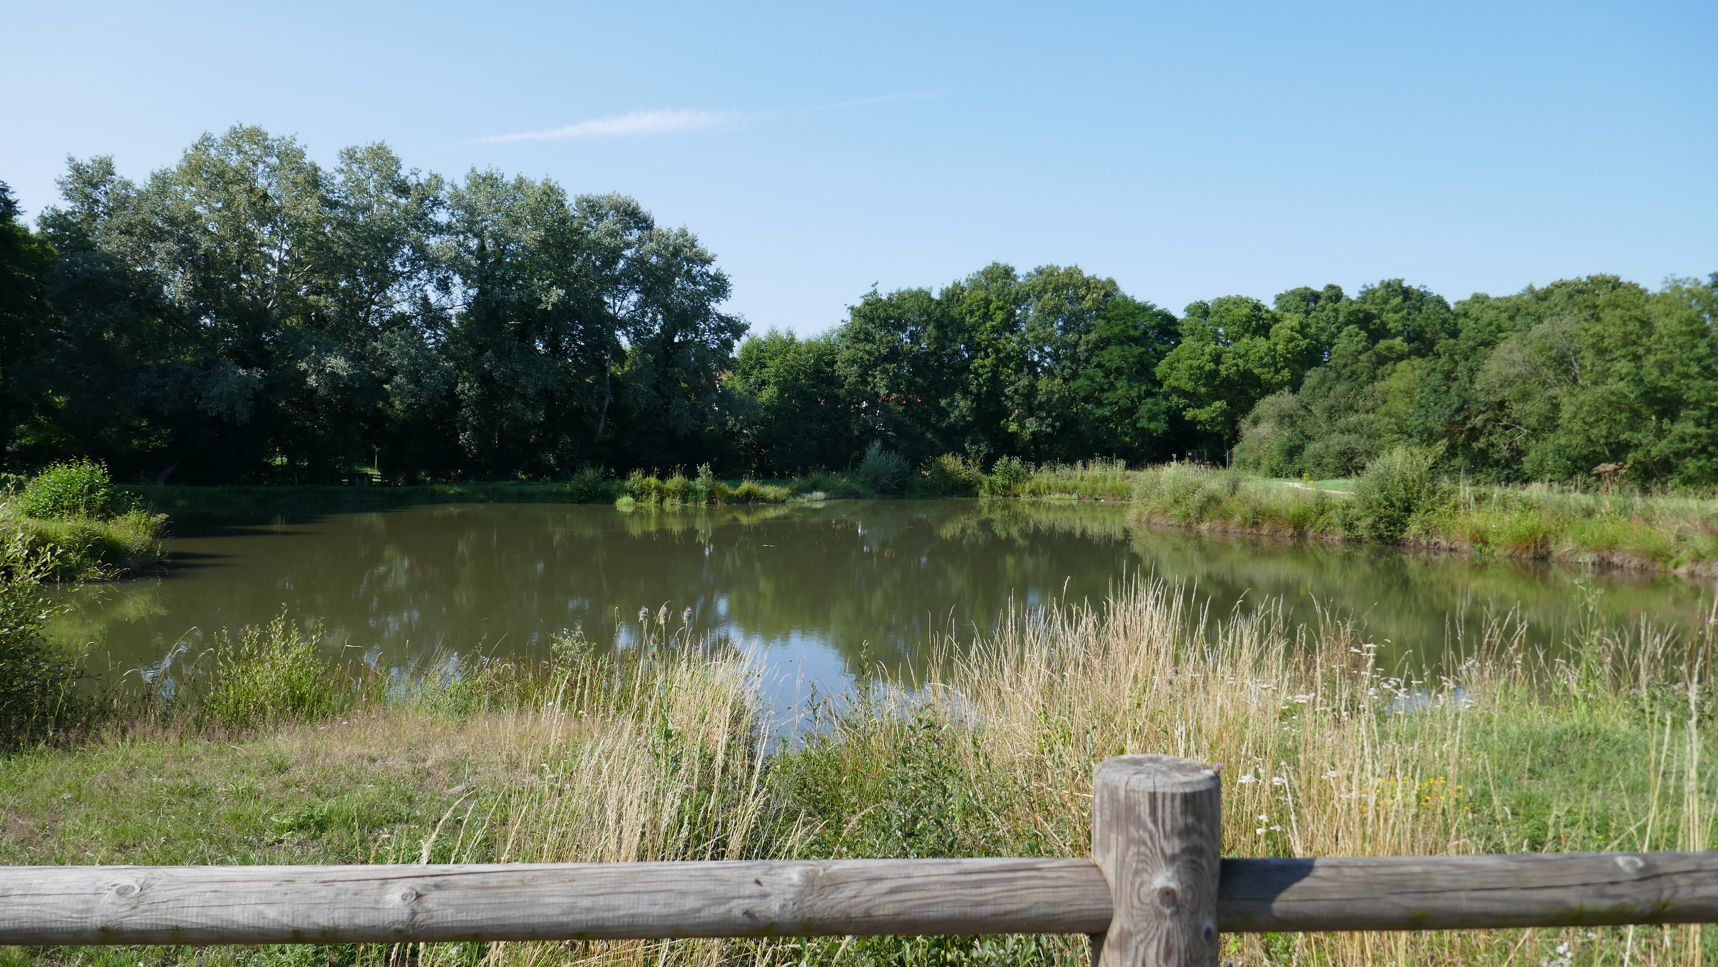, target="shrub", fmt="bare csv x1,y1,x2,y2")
660,471,691,505
16,460,139,520
981,456,1030,496
0,537,80,744
731,480,790,503
918,454,983,497
565,464,613,502
790,471,869,500
200,613,344,730
857,443,911,495
1343,445,1446,543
